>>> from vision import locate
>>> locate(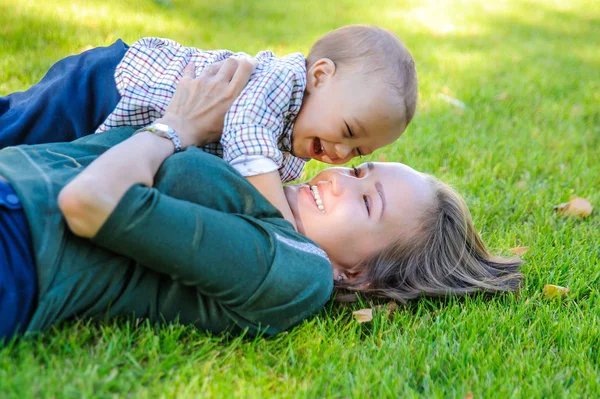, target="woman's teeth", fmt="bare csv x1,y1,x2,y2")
310,186,326,213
